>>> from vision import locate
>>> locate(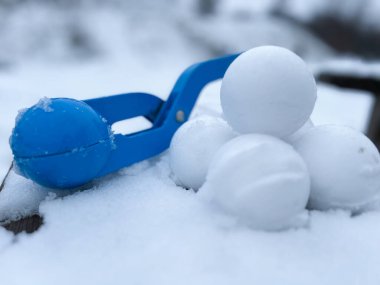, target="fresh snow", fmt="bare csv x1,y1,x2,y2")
294,125,380,211
0,54,379,284
201,134,310,231
313,58,380,78
1,3,380,284
1,159,380,285
220,46,317,137
169,116,236,190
